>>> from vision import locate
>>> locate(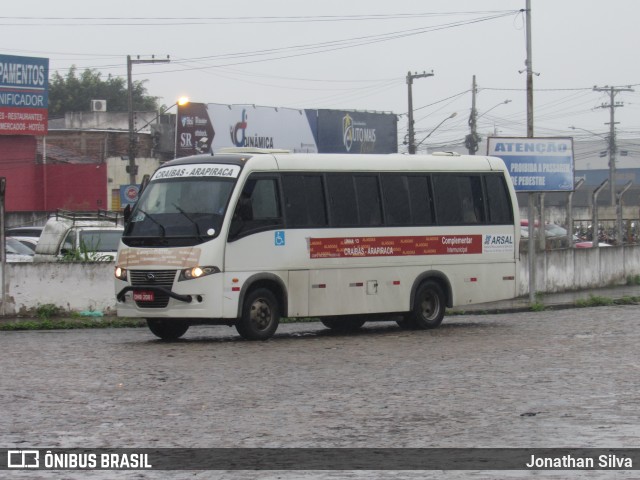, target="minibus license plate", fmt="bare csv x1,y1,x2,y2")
133,291,155,302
